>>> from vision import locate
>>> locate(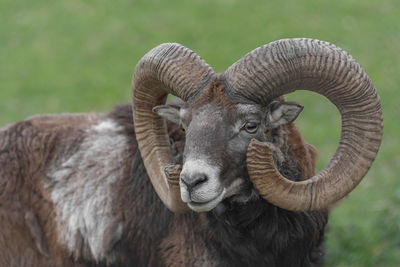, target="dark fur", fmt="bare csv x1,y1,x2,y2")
0,104,327,266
